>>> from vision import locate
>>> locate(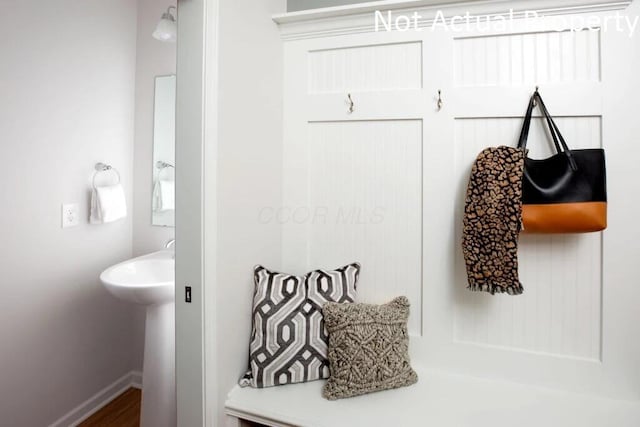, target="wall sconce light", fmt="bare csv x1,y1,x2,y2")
152,6,177,42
